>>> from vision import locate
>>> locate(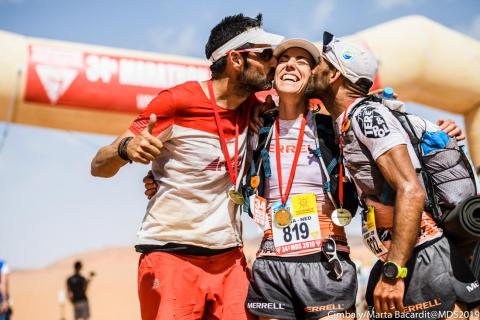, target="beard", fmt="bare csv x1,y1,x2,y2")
305,73,335,107
236,61,274,94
